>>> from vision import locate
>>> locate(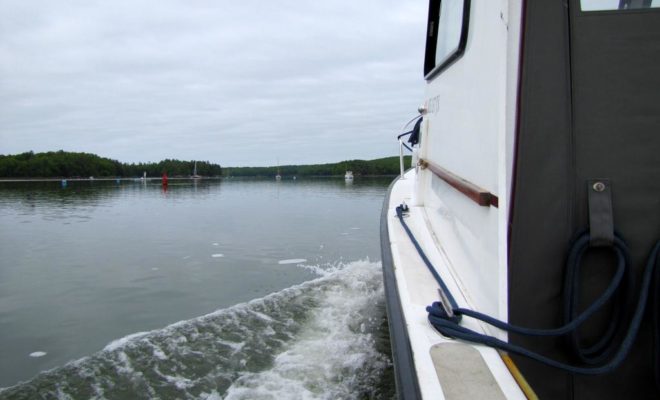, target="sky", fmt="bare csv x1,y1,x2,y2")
0,0,427,167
